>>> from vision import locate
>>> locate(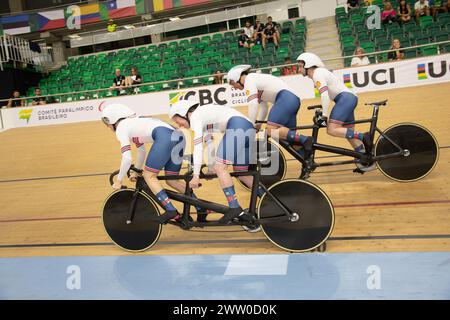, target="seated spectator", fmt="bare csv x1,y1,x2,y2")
362,0,372,7
213,70,224,84
414,0,431,22
263,23,279,48
281,57,298,75
388,38,405,61
398,0,412,23
382,2,398,25
266,16,280,43
429,0,449,18
253,19,265,45
348,0,360,10
7,90,25,108
351,47,371,66
31,88,46,106
125,67,142,93
107,19,117,33
243,21,255,40
237,29,254,49
110,68,125,95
